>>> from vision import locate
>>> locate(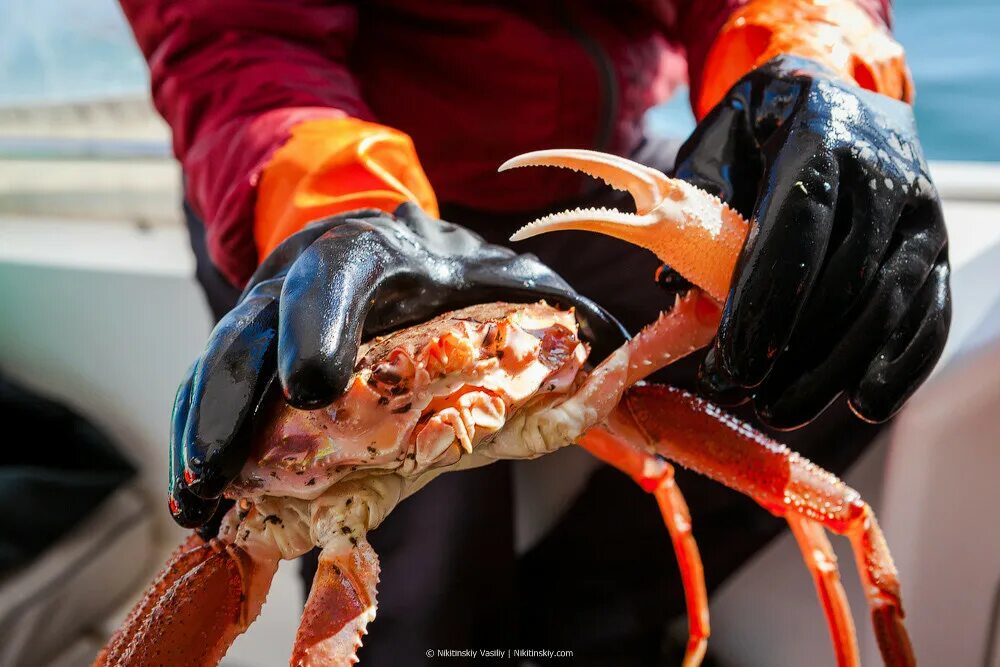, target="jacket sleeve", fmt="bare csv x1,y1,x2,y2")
119,0,436,287
662,0,906,119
